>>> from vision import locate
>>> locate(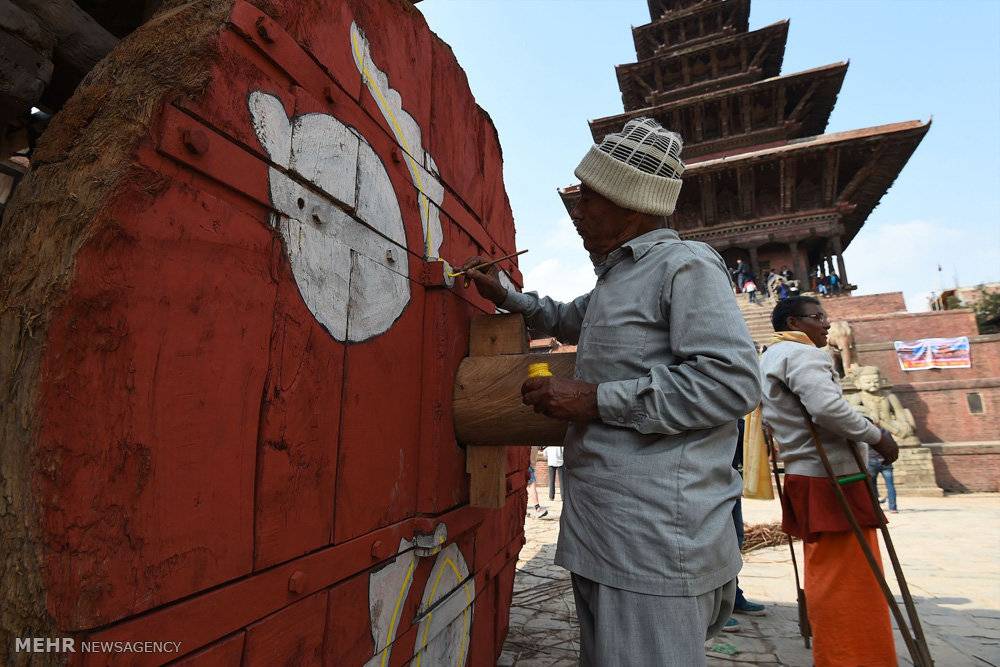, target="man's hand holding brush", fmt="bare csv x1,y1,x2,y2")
458,255,509,305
